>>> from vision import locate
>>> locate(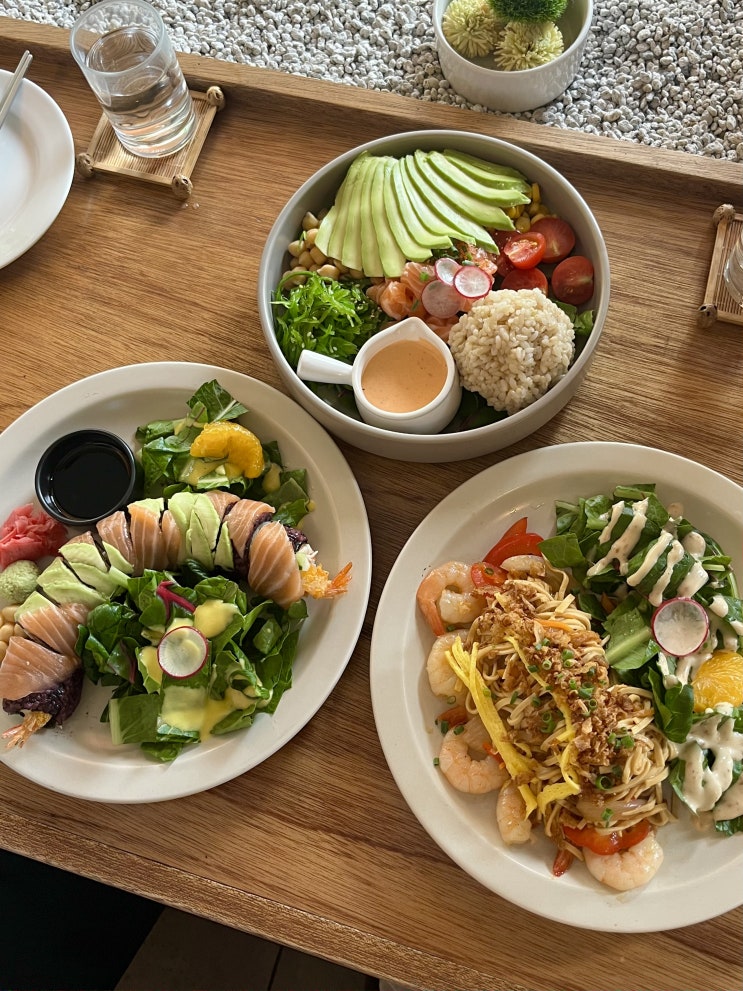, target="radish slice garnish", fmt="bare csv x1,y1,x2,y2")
453,264,493,299
421,279,464,318
157,625,209,679
434,257,462,286
651,597,710,657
